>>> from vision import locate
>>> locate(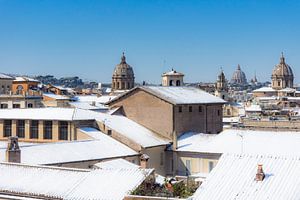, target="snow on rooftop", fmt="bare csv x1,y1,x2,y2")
74,95,117,104
140,86,226,105
279,87,296,93
43,93,70,100
69,102,108,110
94,158,139,169
176,129,300,156
245,104,262,112
95,113,171,148
253,87,276,92
0,162,153,200
14,76,40,82
192,154,300,200
0,73,13,79
0,132,138,165
0,108,99,121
